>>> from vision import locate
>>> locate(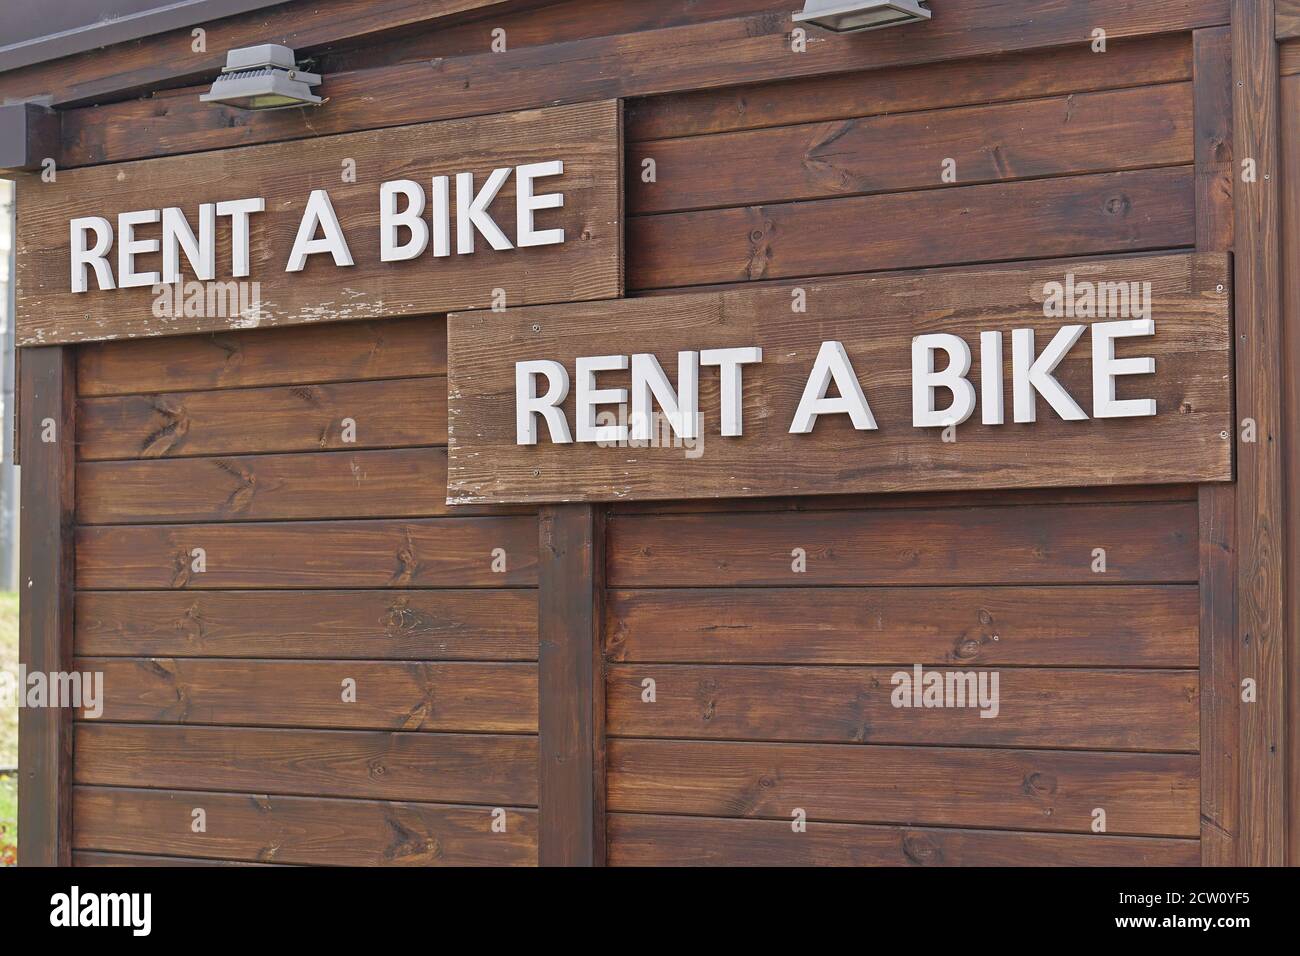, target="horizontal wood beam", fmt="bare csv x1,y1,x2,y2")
58,0,1229,167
